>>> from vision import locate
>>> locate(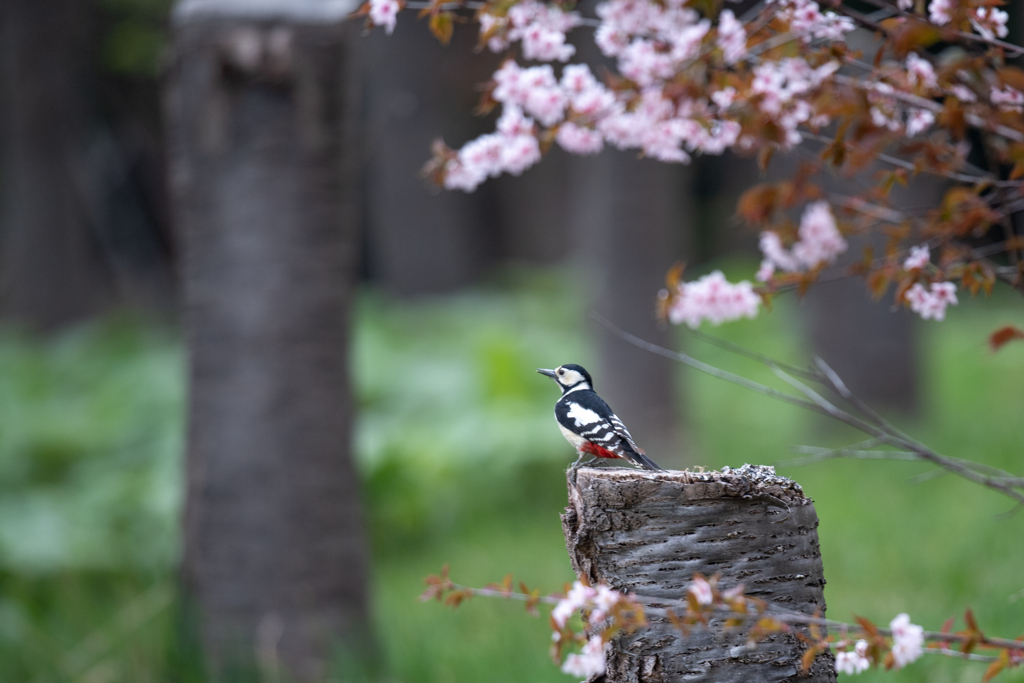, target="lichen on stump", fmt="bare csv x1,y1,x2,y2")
562,464,836,683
